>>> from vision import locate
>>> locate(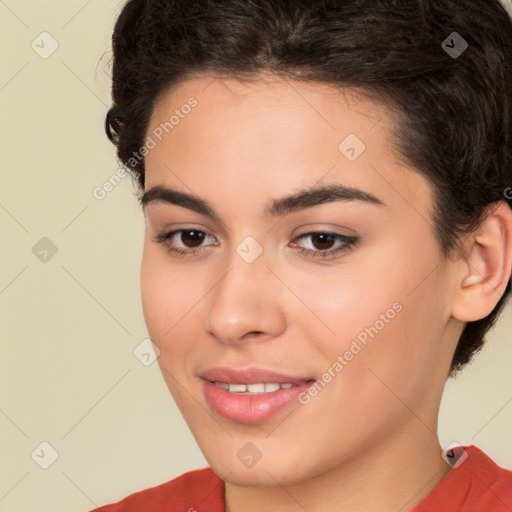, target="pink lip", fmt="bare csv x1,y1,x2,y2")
200,366,312,384
200,367,315,425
